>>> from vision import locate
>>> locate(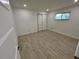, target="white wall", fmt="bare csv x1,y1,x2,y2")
12,8,37,36
0,27,17,59
0,2,14,39
48,6,79,39
0,1,18,59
